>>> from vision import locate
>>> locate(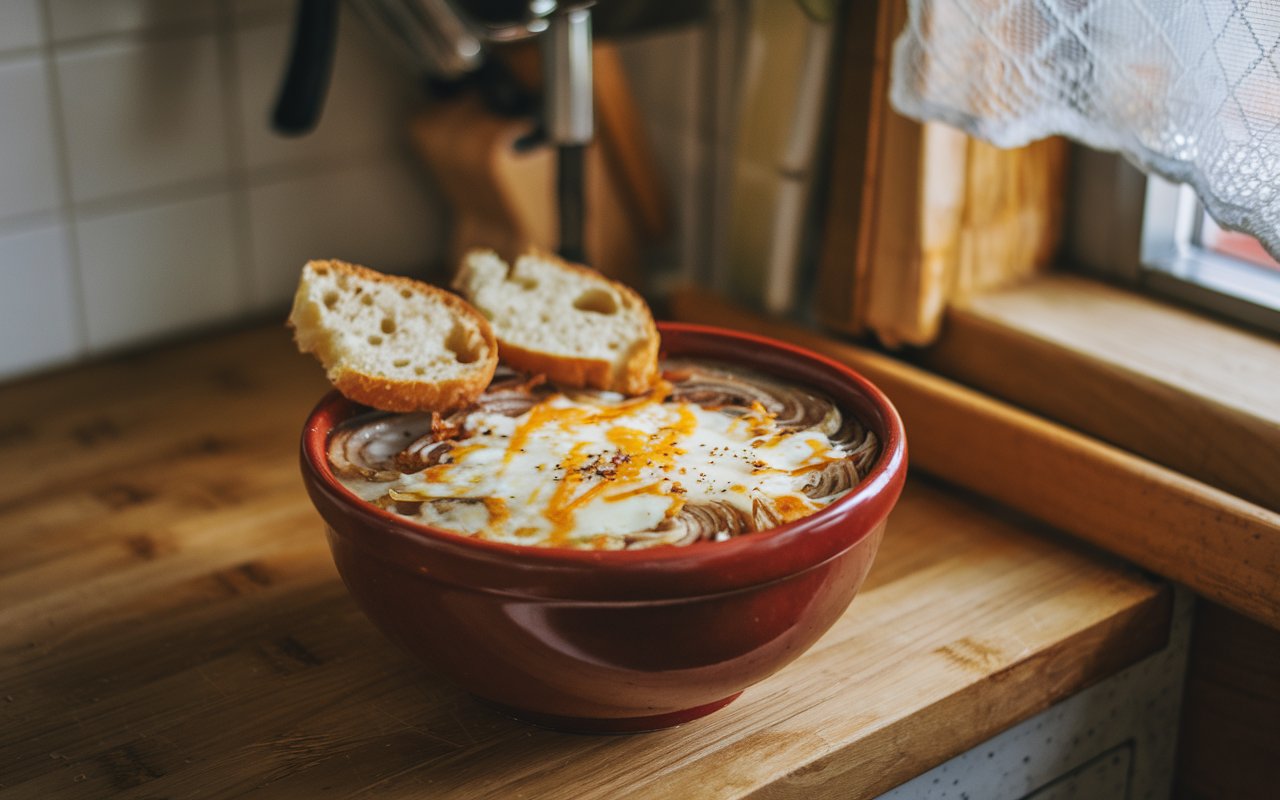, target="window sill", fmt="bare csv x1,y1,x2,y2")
919,272,1280,511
